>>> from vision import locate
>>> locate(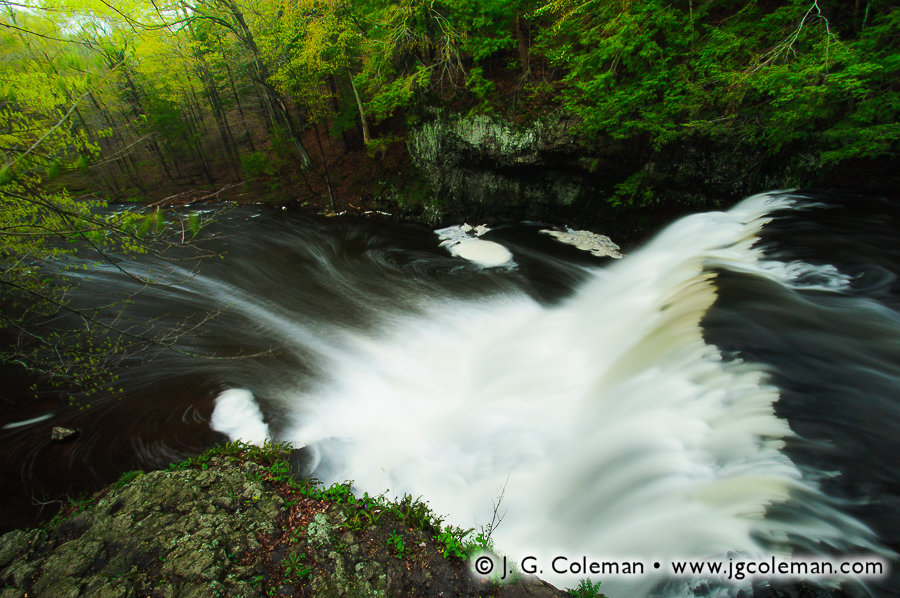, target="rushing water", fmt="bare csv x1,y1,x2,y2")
2,190,899,597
